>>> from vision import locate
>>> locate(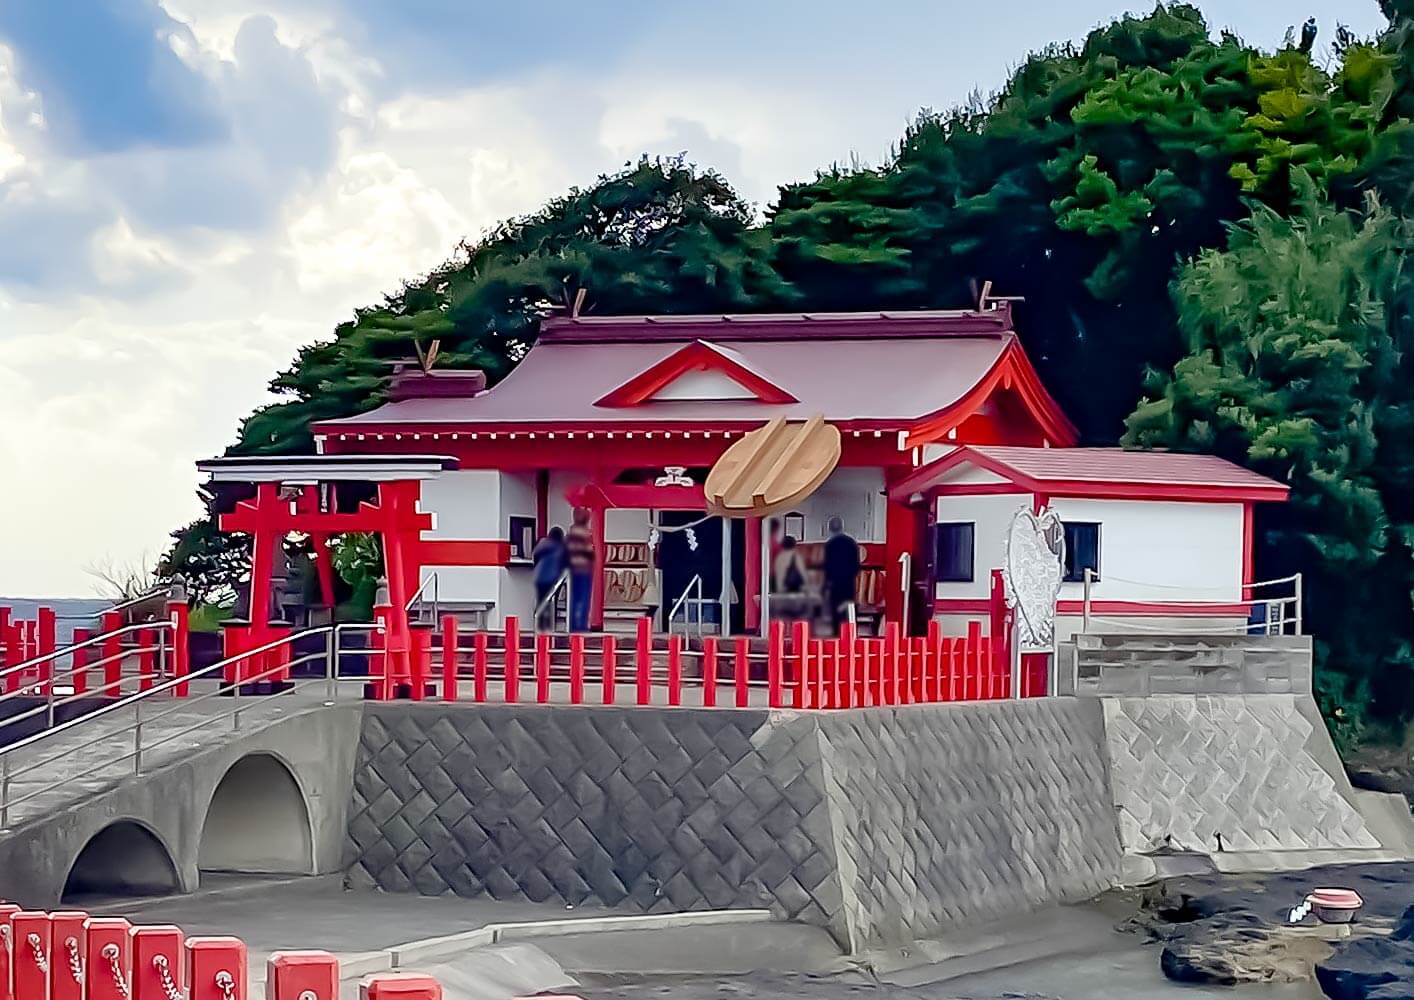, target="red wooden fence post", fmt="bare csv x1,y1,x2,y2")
370,604,390,700
666,634,682,707
131,925,185,1000
71,627,92,696
702,637,718,708
84,917,131,1000
268,951,339,1000
535,632,552,704
767,620,784,709
734,638,749,708
2,619,19,694
601,636,617,705
503,616,521,703
839,623,856,709
568,634,585,704
440,615,458,702
884,623,900,705
51,910,89,1000
635,617,652,706
186,936,247,1000
137,627,156,692
792,621,809,709
408,627,429,702
360,972,443,999
12,911,52,1000
0,903,21,1000
966,621,982,700
472,631,488,702
37,606,56,695
168,591,190,698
